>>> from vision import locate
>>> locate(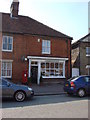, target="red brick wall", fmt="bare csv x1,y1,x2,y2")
2,33,71,83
